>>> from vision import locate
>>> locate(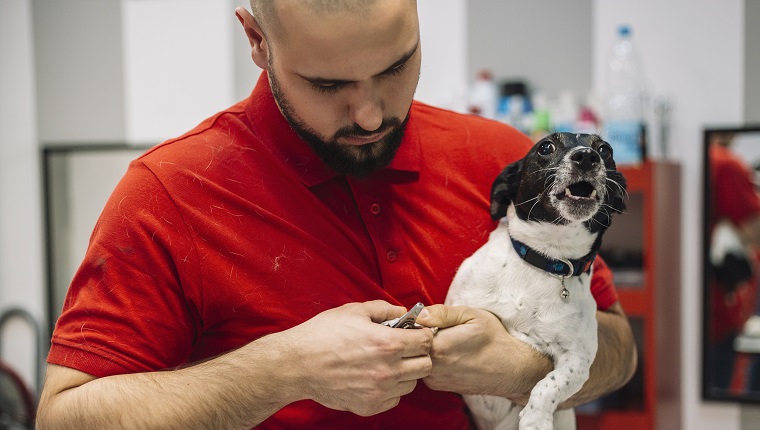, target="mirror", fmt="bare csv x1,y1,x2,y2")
703,125,760,402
